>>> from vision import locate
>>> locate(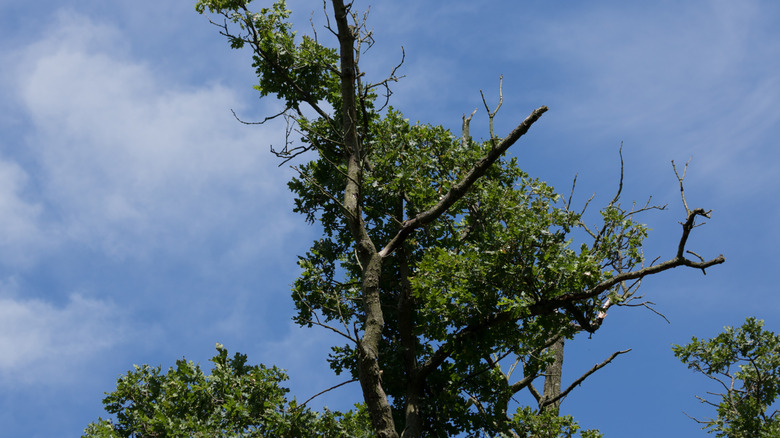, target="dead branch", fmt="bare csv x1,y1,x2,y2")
538,203,725,311
366,47,406,112
462,108,478,150
480,75,504,146
672,158,692,215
